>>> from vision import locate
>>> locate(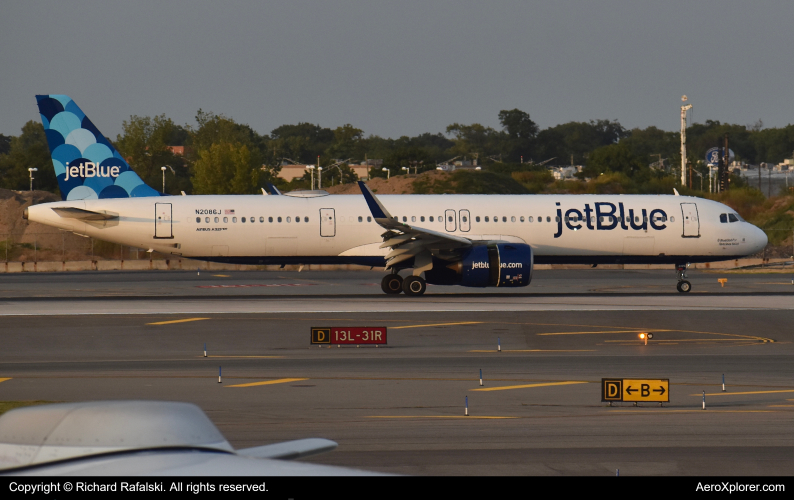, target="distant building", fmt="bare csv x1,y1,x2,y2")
167,146,188,156
275,161,374,182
